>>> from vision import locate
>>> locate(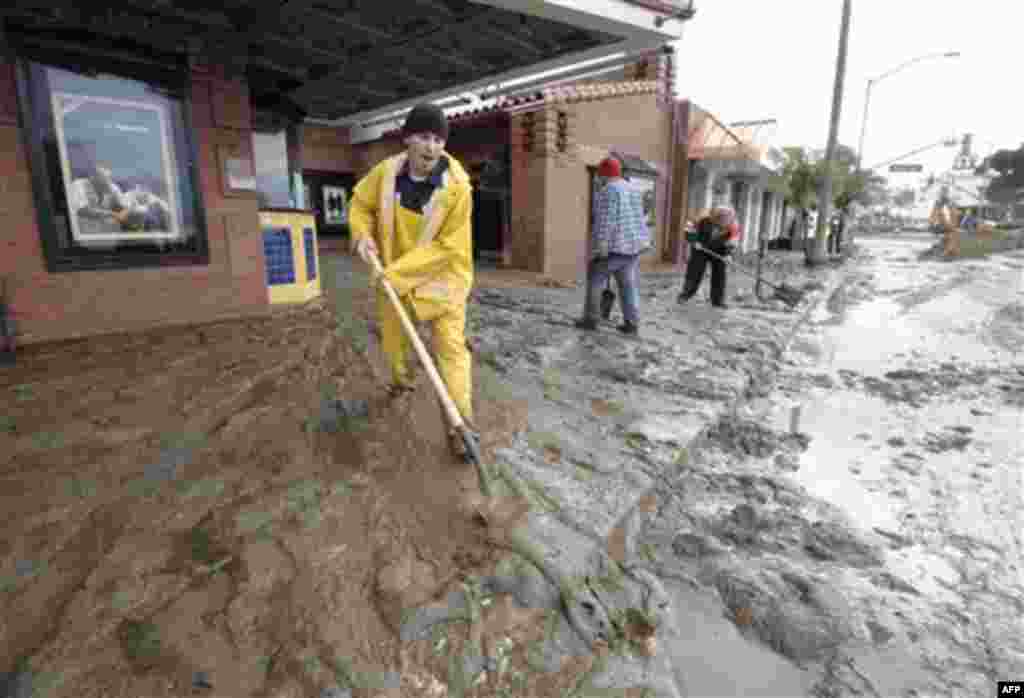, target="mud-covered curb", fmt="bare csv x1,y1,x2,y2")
397,257,860,696
610,266,850,584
